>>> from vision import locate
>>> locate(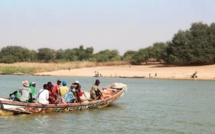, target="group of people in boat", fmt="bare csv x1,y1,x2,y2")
9,79,103,105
